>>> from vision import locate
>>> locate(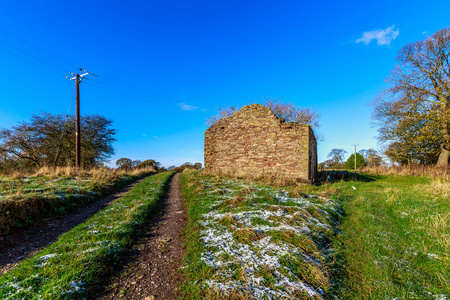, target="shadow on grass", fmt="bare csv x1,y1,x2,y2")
315,170,378,186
